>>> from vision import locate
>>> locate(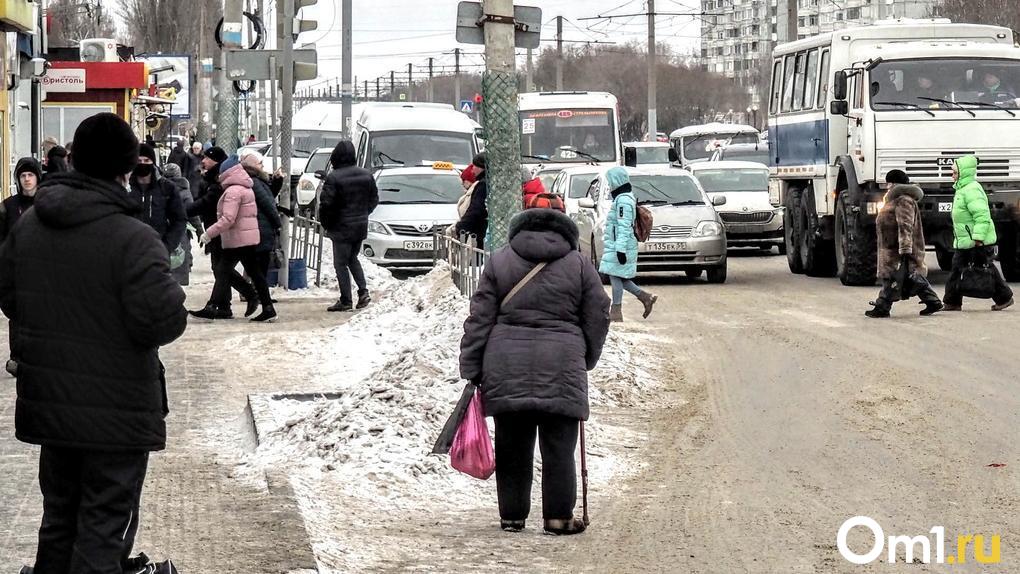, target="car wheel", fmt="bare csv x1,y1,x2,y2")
685,268,703,280
706,262,727,284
